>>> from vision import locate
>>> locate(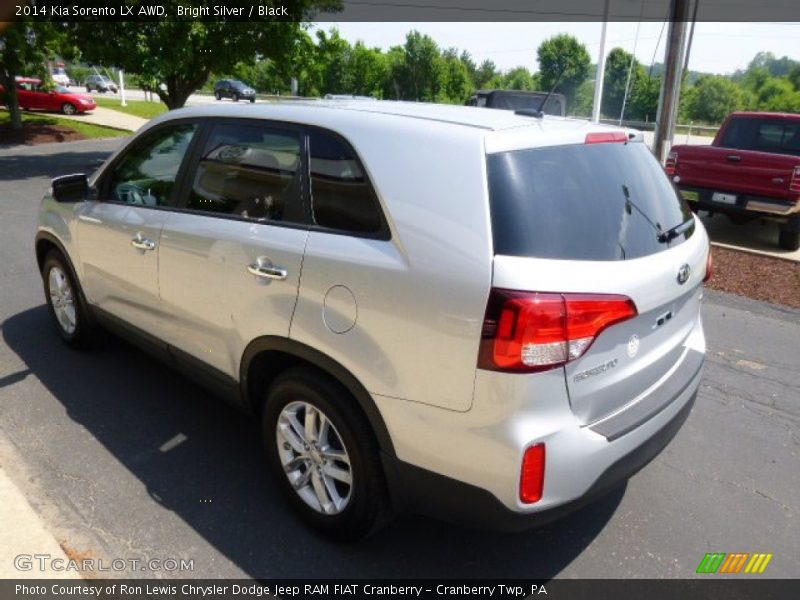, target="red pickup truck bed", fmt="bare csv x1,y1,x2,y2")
667,112,800,250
